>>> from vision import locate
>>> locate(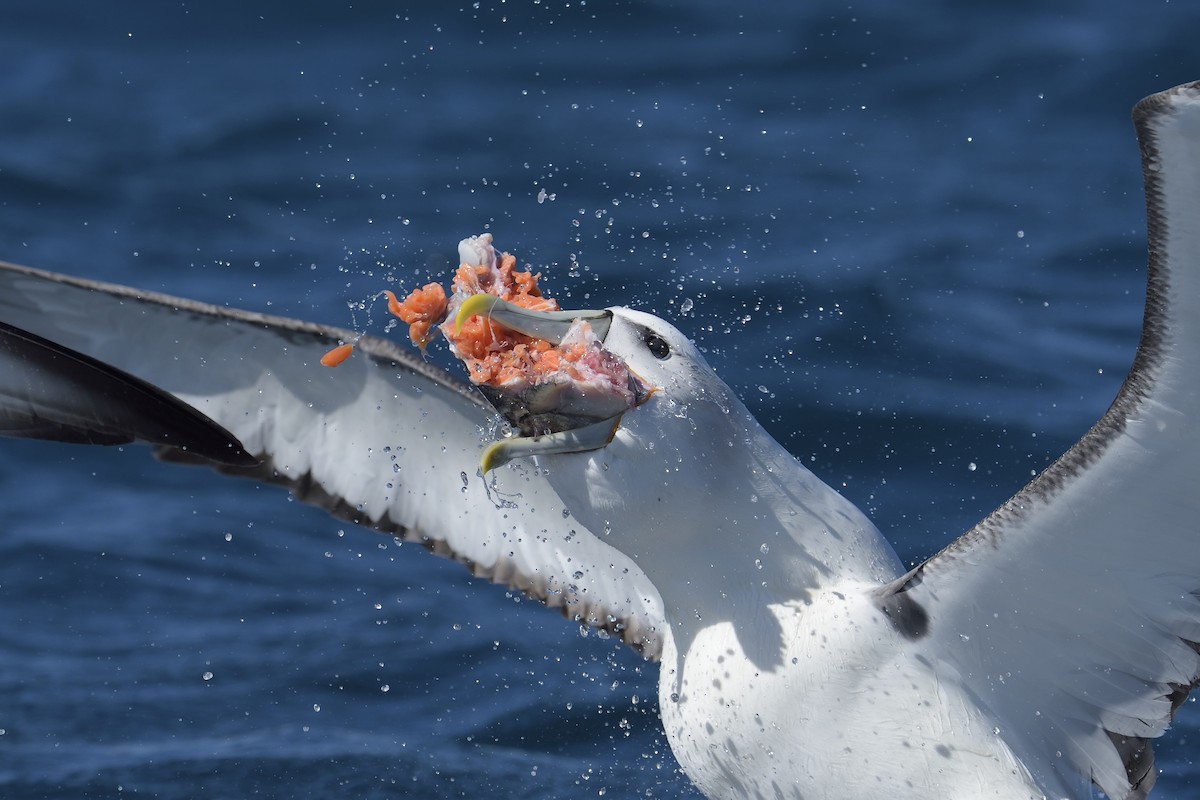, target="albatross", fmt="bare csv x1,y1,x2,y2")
2,80,1200,799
